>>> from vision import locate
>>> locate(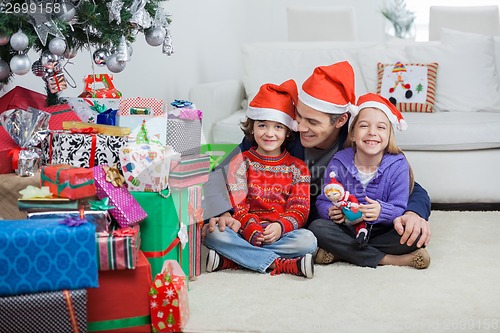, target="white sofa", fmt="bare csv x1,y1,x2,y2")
190,29,500,204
